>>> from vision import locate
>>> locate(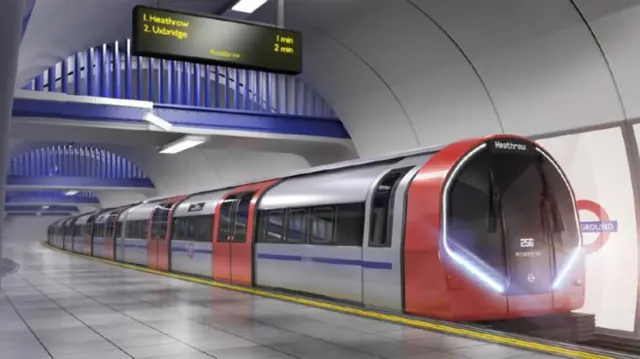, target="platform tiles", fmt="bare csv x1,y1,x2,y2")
0,243,560,359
